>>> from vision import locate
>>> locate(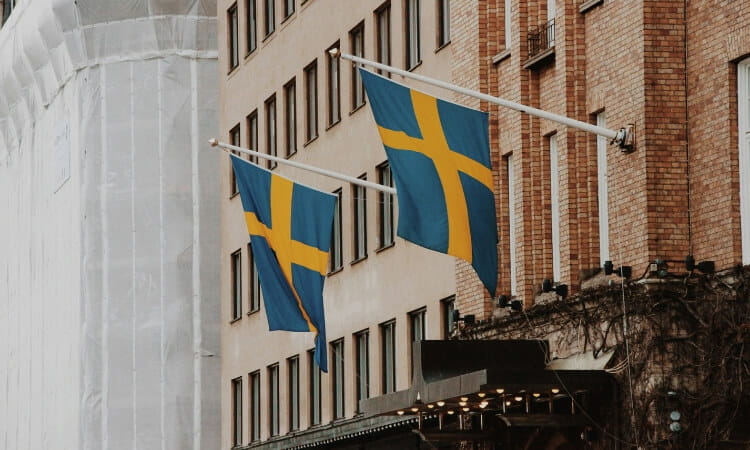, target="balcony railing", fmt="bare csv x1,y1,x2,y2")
528,19,555,59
